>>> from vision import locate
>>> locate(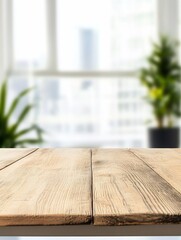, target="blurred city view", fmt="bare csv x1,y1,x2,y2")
0,0,180,147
